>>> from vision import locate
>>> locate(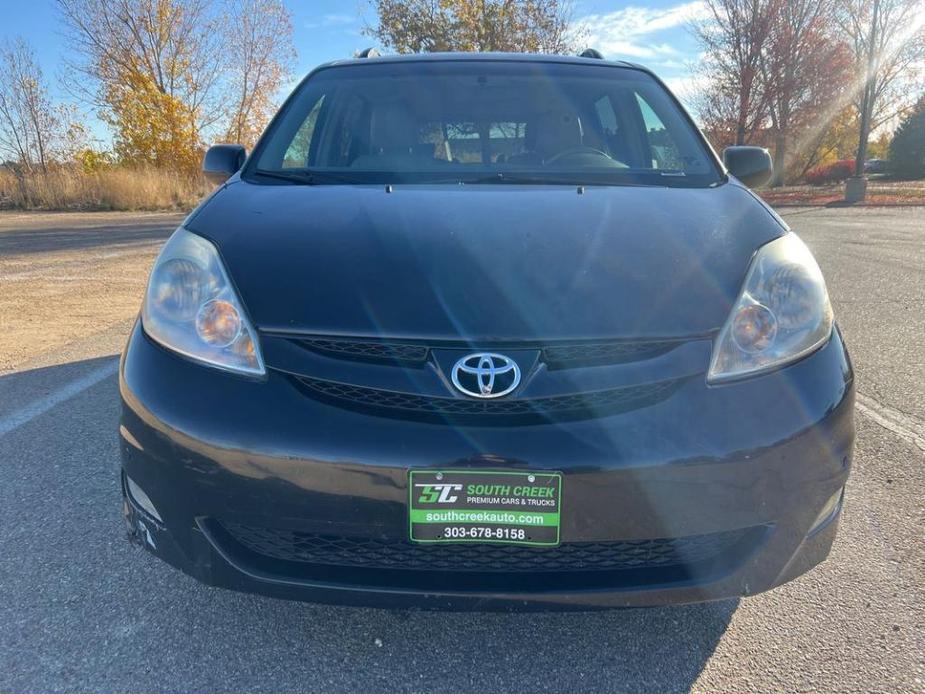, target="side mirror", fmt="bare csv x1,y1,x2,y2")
203,144,246,185
723,146,773,188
